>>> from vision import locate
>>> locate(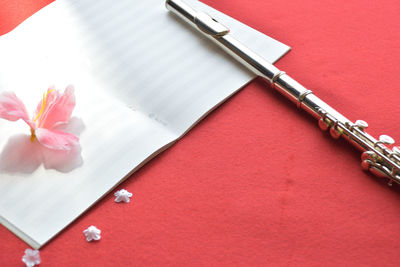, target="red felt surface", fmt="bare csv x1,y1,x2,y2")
1,0,400,266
